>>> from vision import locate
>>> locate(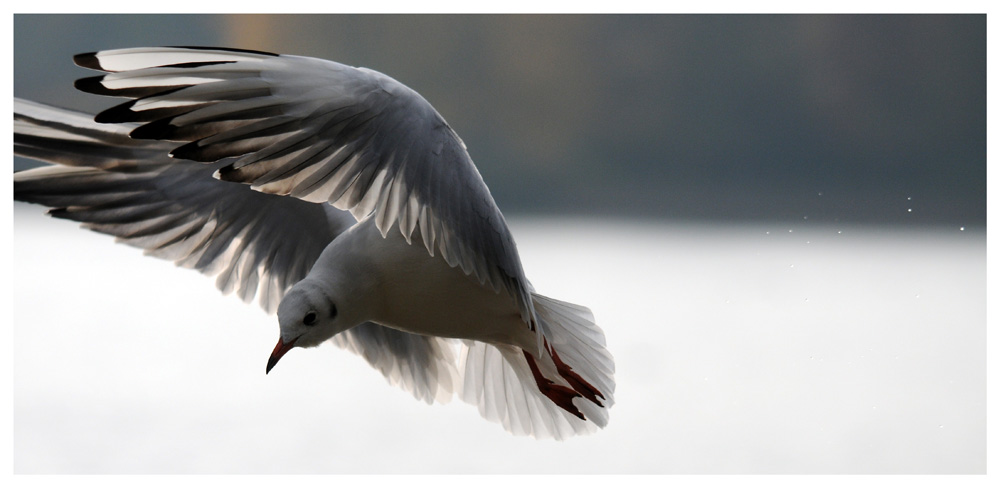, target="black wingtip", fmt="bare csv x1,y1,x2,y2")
47,207,70,218
74,75,111,96
129,118,175,140
73,51,101,70
72,47,279,74
215,163,240,181
162,60,237,69
169,45,280,57
94,100,138,123
169,140,213,162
